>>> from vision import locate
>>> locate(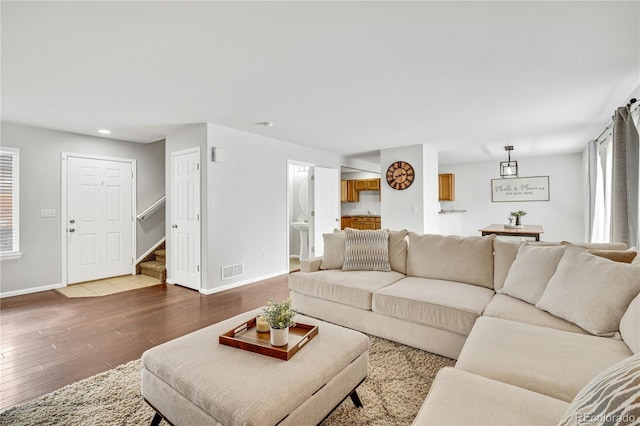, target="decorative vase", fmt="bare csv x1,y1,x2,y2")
270,327,289,346
515,216,522,226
